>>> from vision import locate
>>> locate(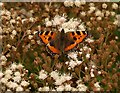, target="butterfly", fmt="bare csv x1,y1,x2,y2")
38,29,87,55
